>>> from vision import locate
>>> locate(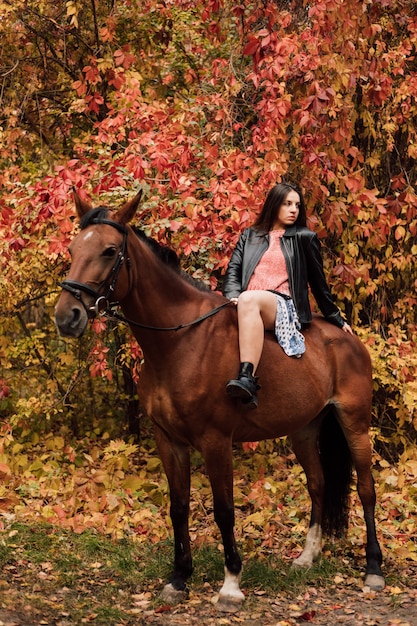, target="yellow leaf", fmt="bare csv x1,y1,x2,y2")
92,470,108,485
66,1,78,16
106,494,120,510
388,586,403,595
365,155,381,168
146,457,161,472
31,432,40,445
384,474,398,486
395,225,406,240
45,436,65,451
404,461,417,477
58,352,75,366
122,476,144,492
242,512,265,528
